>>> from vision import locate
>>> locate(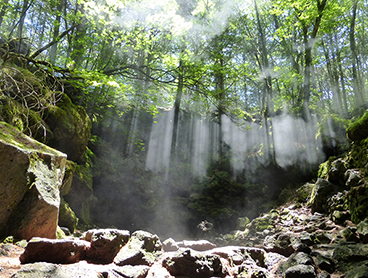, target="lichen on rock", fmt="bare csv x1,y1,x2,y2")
0,121,67,240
